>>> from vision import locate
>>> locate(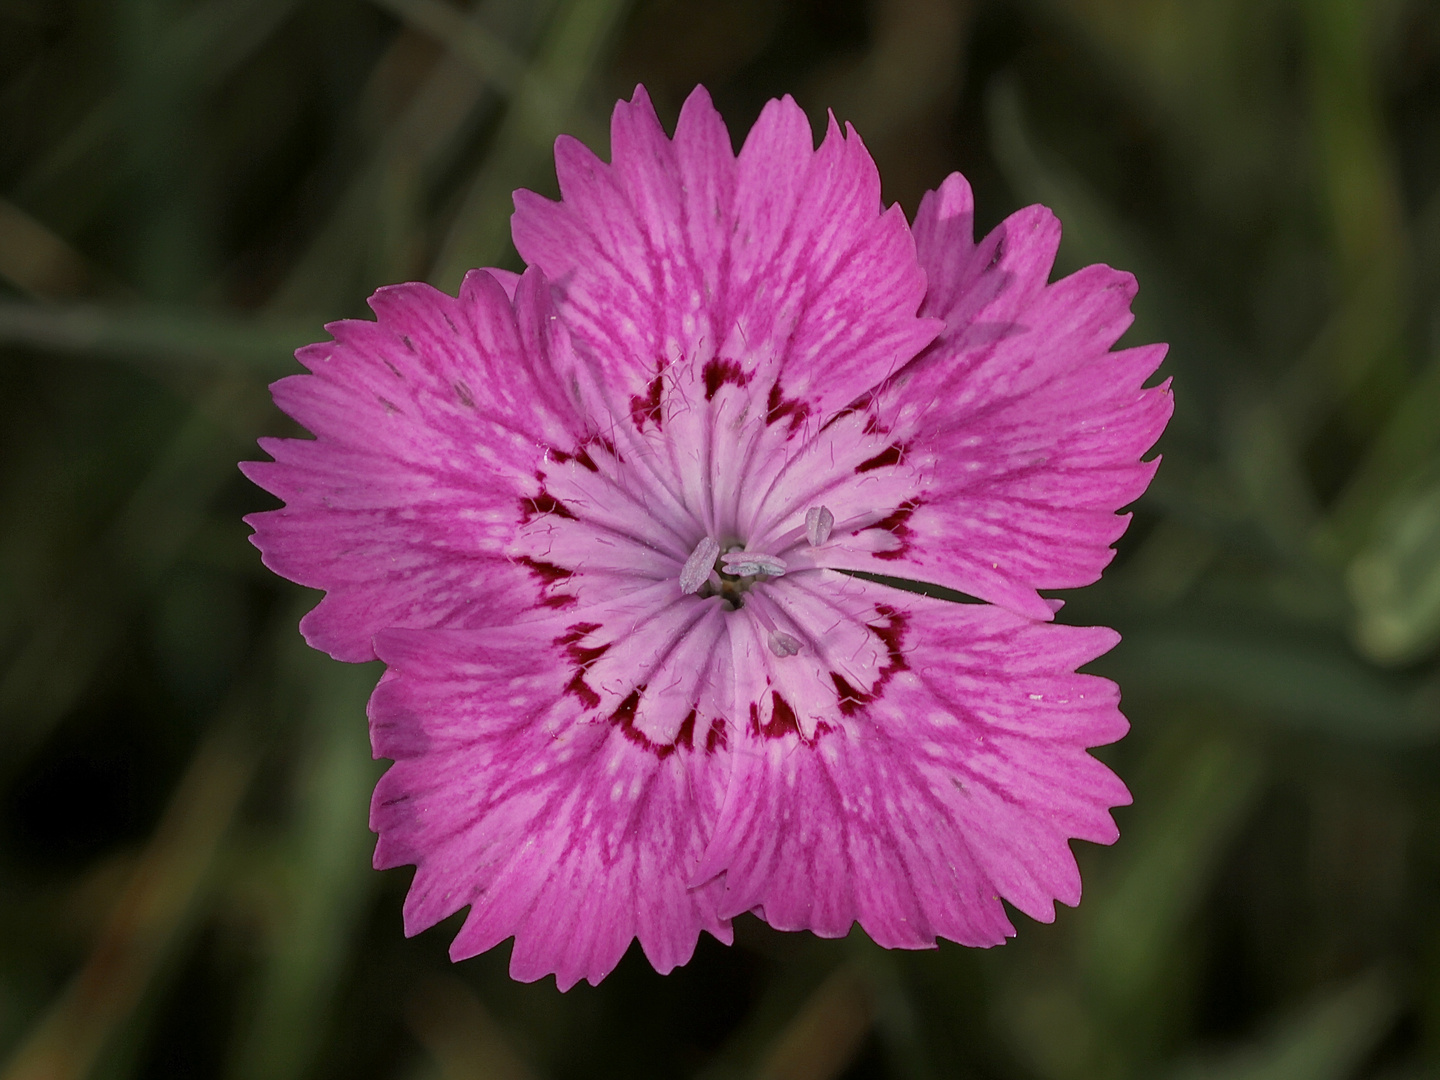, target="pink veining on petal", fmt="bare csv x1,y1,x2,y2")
242,269,586,661
695,579,1129,947
243,83,1171,988
370,619,732,990
817,172,1174,619
512,86,941,426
